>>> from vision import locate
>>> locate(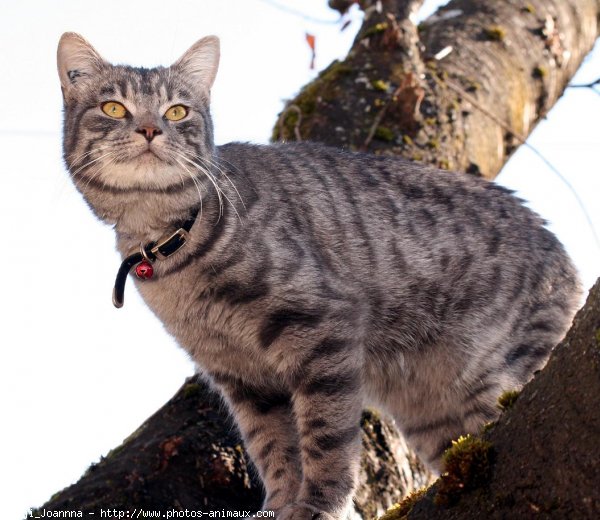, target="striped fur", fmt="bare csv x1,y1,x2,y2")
58,34,582,519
